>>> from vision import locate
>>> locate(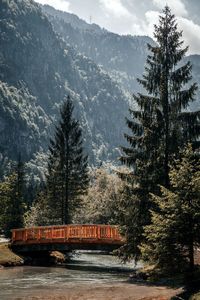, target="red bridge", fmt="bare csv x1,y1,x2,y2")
11,224,124,253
